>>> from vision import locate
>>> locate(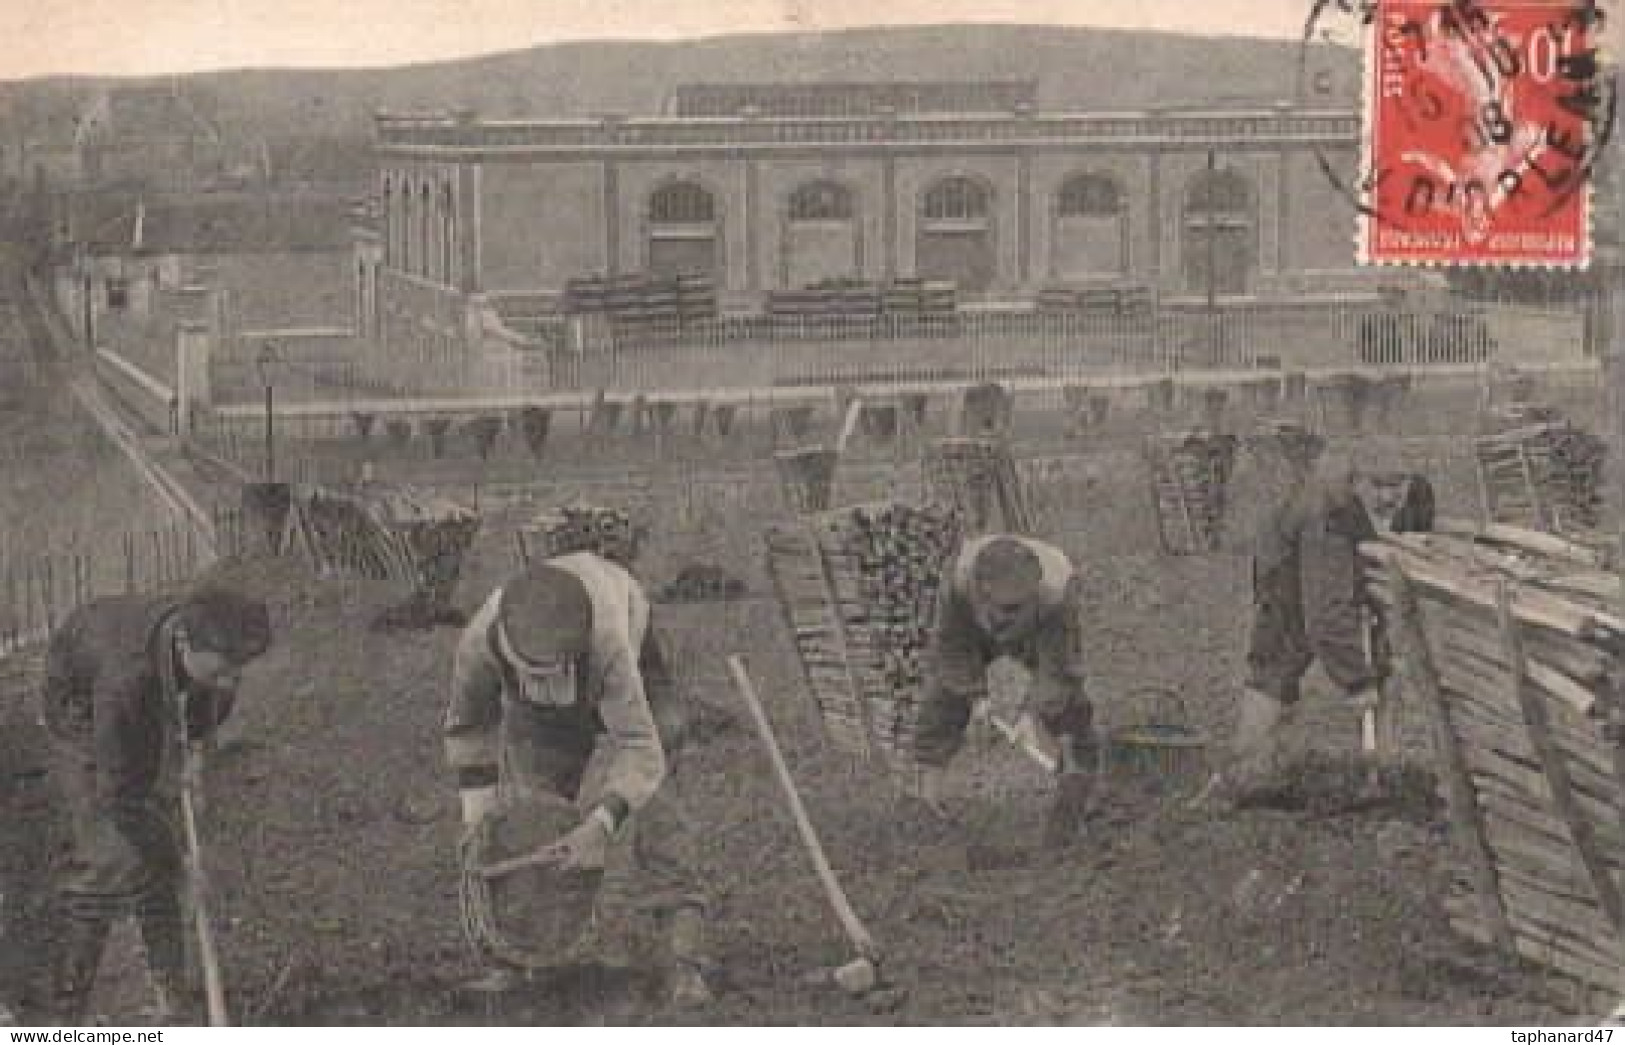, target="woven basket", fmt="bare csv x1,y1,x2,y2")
1103,686,1209,789
458,793,603,973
